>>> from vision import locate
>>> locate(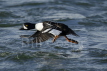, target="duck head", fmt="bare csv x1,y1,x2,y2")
19,23,35,30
